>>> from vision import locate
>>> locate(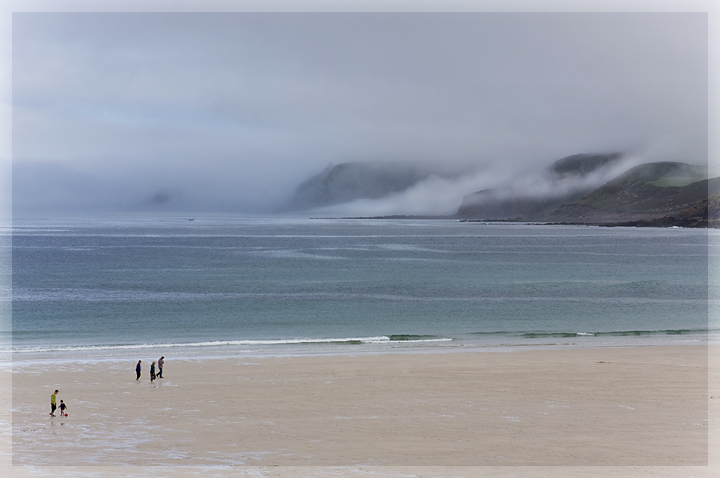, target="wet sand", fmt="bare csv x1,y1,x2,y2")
3,344,718,477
